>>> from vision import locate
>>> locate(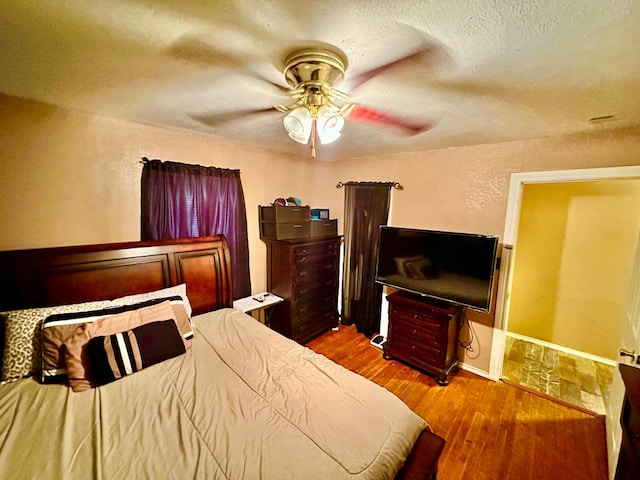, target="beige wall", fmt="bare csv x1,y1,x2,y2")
0,93,330,296
1,93,639,374
508,180,640,359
